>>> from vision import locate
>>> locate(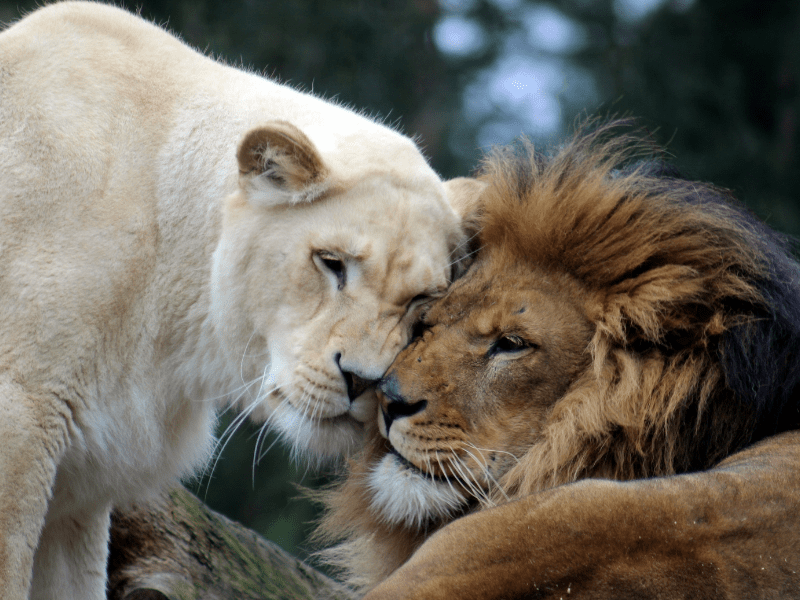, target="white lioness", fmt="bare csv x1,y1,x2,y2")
0,3,476,599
